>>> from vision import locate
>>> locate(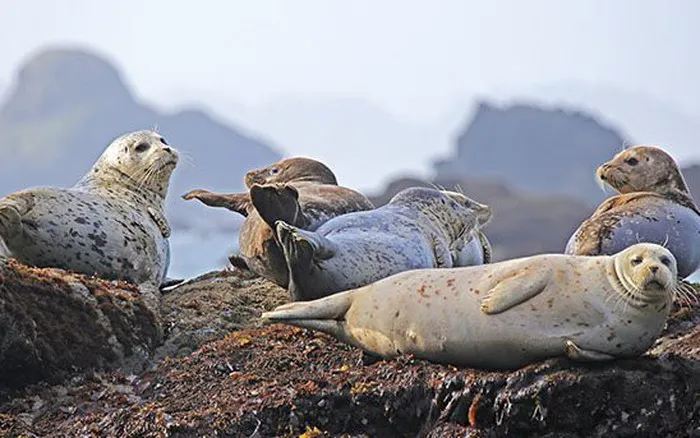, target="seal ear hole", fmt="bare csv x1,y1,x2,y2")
660,256,671,267
269,167,280,175
631,256,643,266
625,157,639,166
134,142,150,153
